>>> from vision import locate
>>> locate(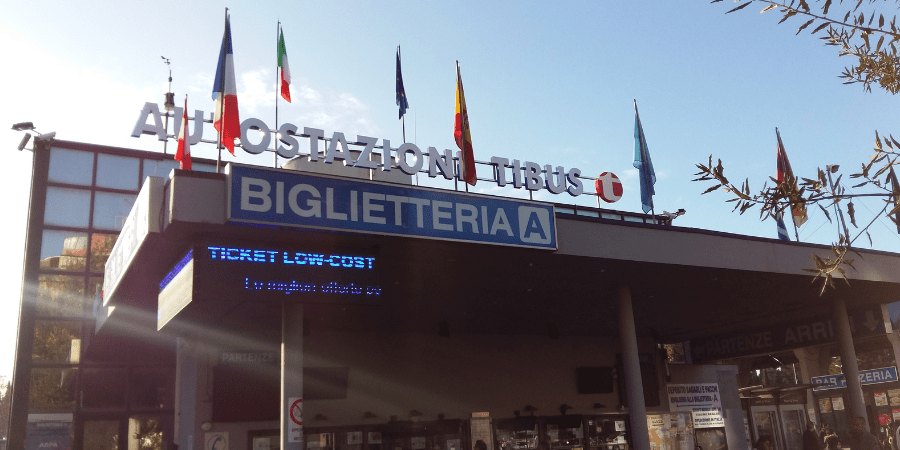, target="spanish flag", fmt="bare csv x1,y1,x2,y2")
454,61,476,186
776,128,808,227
